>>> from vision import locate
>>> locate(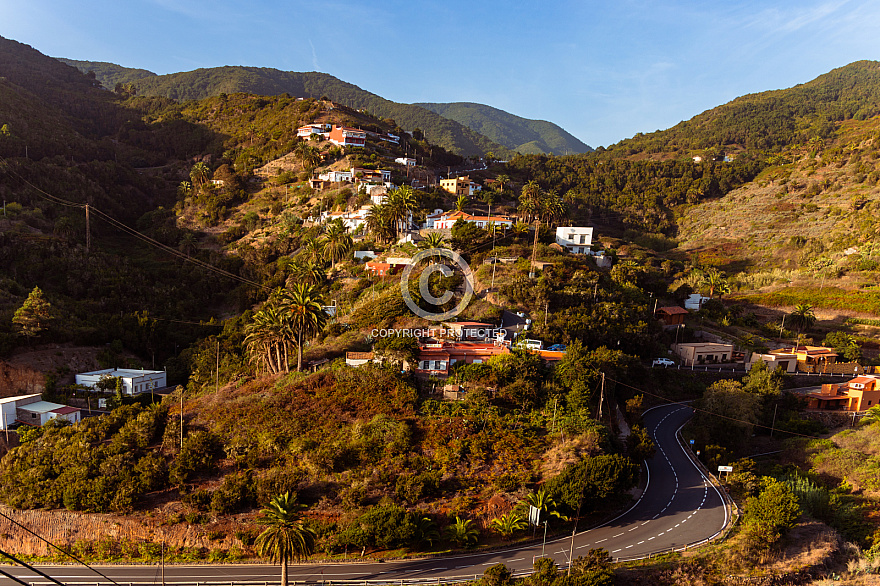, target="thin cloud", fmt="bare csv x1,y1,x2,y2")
309,39,319,71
